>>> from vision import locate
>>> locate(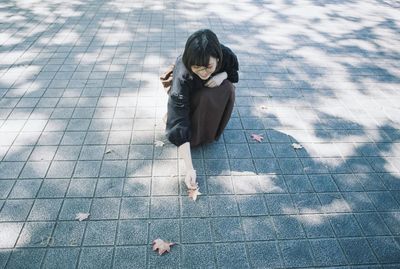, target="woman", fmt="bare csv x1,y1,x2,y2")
165,29,239,189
